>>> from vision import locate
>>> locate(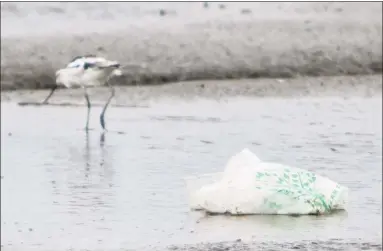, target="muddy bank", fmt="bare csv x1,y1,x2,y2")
157,239,382,251
2,75,381,104
1,16,382,91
